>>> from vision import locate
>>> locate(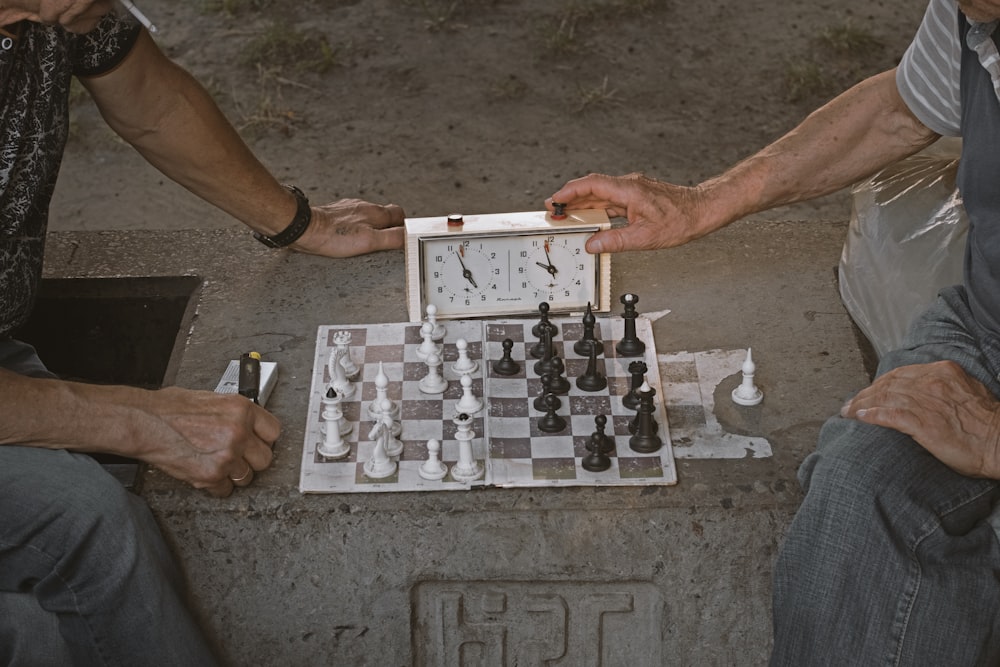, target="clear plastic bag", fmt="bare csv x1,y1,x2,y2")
838,139,966,360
